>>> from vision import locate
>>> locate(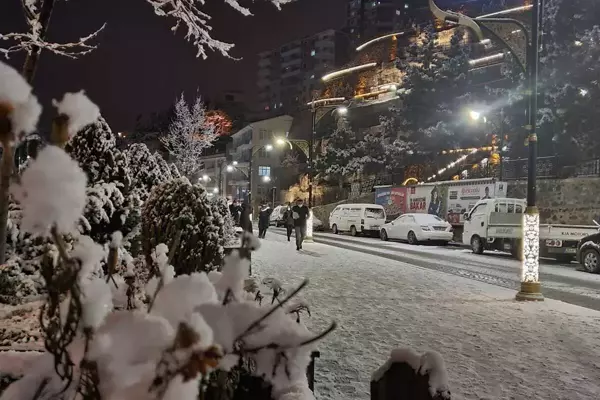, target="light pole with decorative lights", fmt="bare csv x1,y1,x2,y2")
428,0,544,301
